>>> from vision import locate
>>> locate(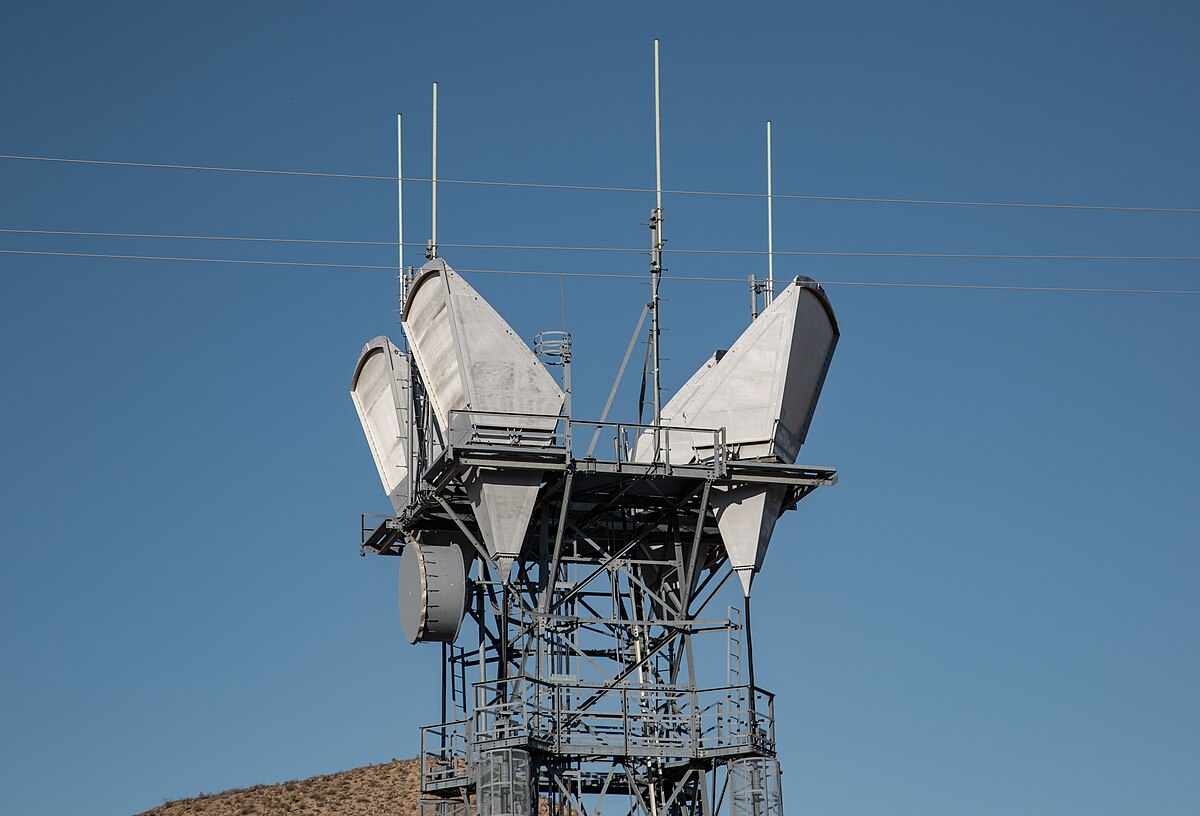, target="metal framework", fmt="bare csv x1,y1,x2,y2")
360,346,836,816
